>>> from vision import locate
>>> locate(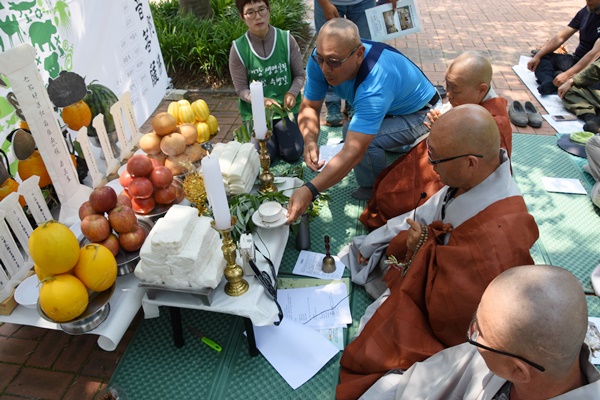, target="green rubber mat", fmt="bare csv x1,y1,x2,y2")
270,126,368,276
512,134,600,293
588,295,600,318
556,134,596,189
111,306,341,400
